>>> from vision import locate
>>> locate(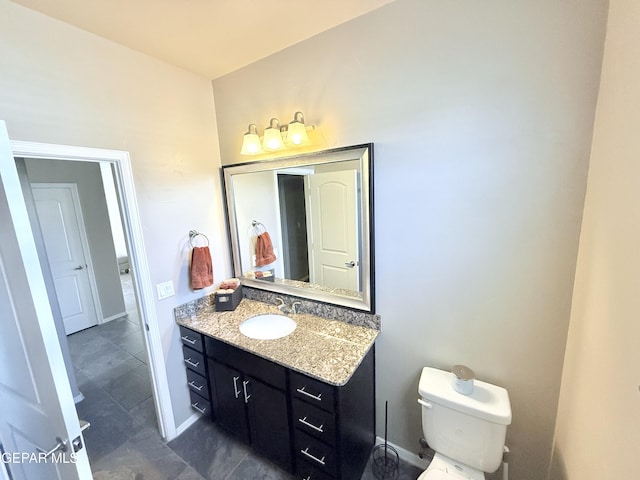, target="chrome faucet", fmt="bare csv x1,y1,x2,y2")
275,298,301,315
